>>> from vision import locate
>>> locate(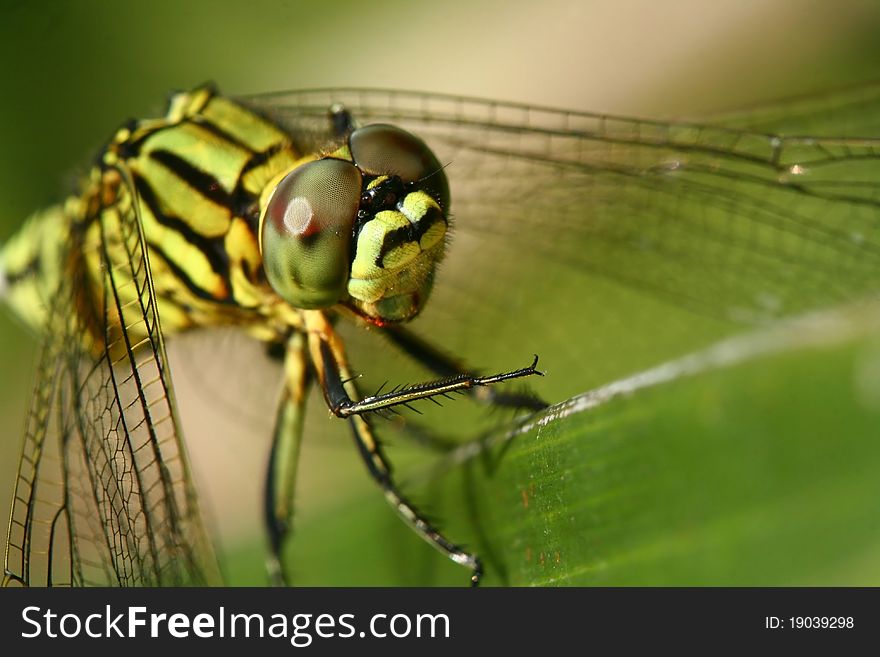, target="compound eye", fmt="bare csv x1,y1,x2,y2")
261,158,361,309
349,124,449,209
